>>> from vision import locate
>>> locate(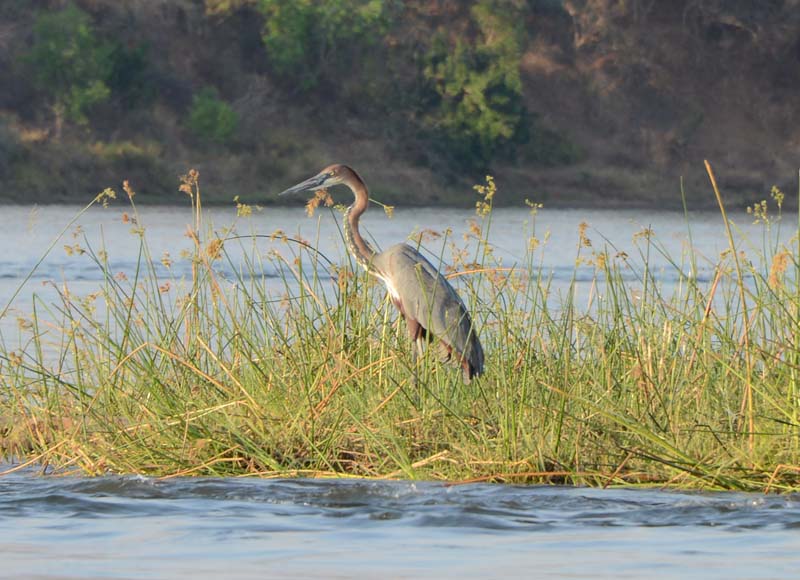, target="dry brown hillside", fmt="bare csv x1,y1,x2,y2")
0,0,797,209
513,0,800,208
